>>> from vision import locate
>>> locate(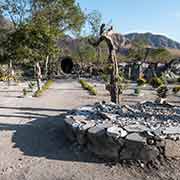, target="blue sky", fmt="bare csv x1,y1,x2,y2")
76,0,180,42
